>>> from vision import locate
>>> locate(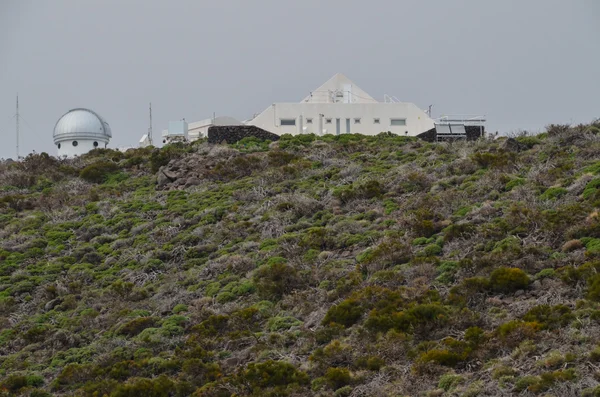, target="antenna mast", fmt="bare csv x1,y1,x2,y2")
16,95,20,159
148,102,153,145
